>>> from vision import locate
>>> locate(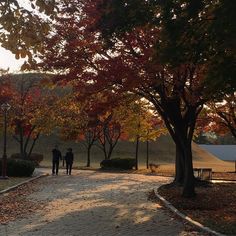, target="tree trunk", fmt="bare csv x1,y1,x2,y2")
104,147,108,160
182,142,195,198
135,135,140,170
174,145,185,184
150,97,199,197
24,126,36,159
86,146,91,167
27,133,40,159
146,140,149,169
107,146,113,160
19,126,25,159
